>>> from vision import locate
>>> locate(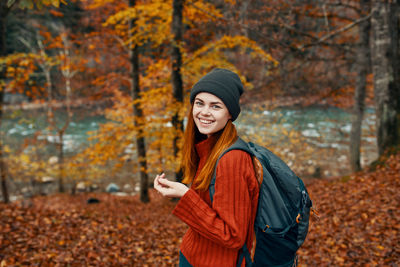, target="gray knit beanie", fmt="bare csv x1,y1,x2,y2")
190,68,244,121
